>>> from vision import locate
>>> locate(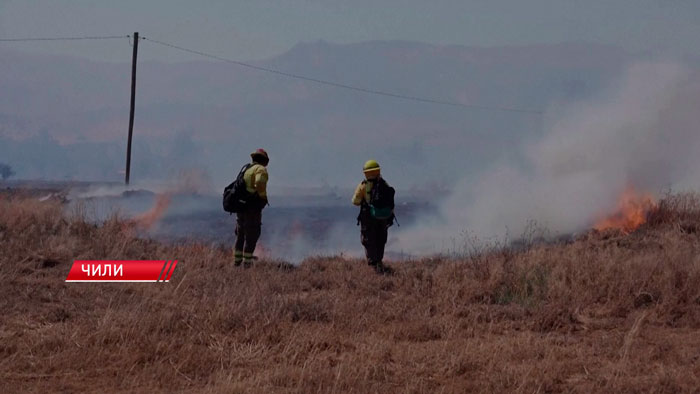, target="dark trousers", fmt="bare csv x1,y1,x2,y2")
235,209,262,256
360,217,388,266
